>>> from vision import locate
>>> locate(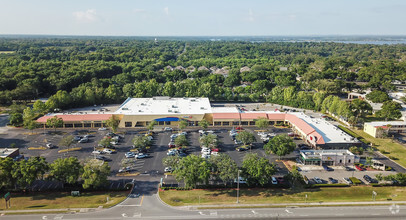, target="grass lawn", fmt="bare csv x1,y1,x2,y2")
0,191,129,211
159,186,406,206
351,129,406,168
